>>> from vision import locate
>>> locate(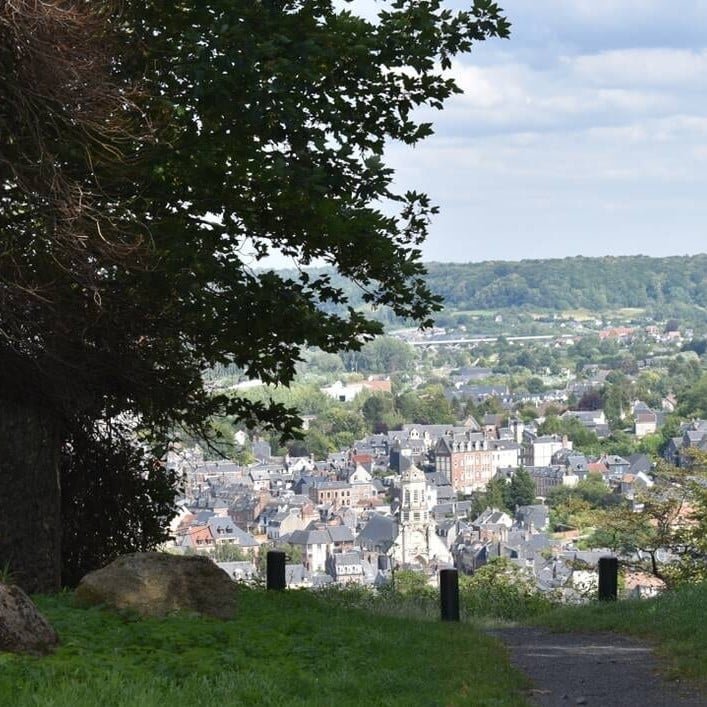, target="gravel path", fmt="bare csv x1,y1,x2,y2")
488,626,706,707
